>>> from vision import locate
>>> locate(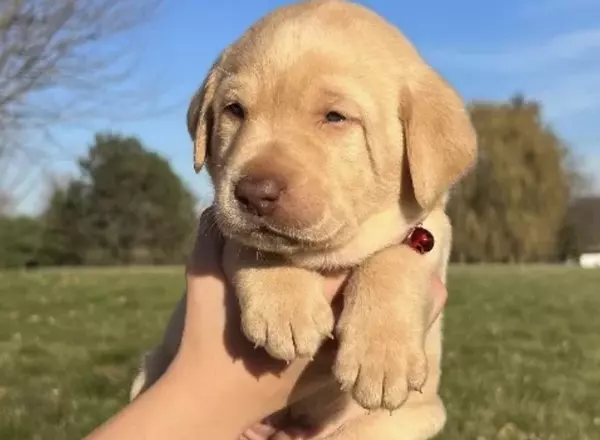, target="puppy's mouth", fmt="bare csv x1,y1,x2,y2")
215,207,343,254
250,223,302,245
256,224,297,242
